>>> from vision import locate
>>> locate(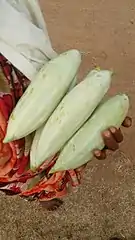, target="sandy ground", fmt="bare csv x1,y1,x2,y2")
0,0,135,239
